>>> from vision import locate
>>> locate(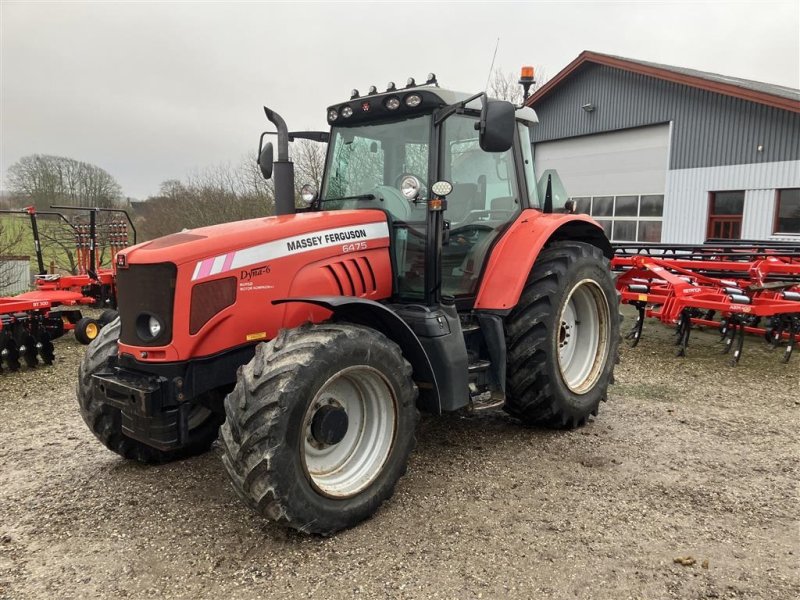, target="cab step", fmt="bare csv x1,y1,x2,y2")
469,388,505,411
467,359,491,373
461,323,480,334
